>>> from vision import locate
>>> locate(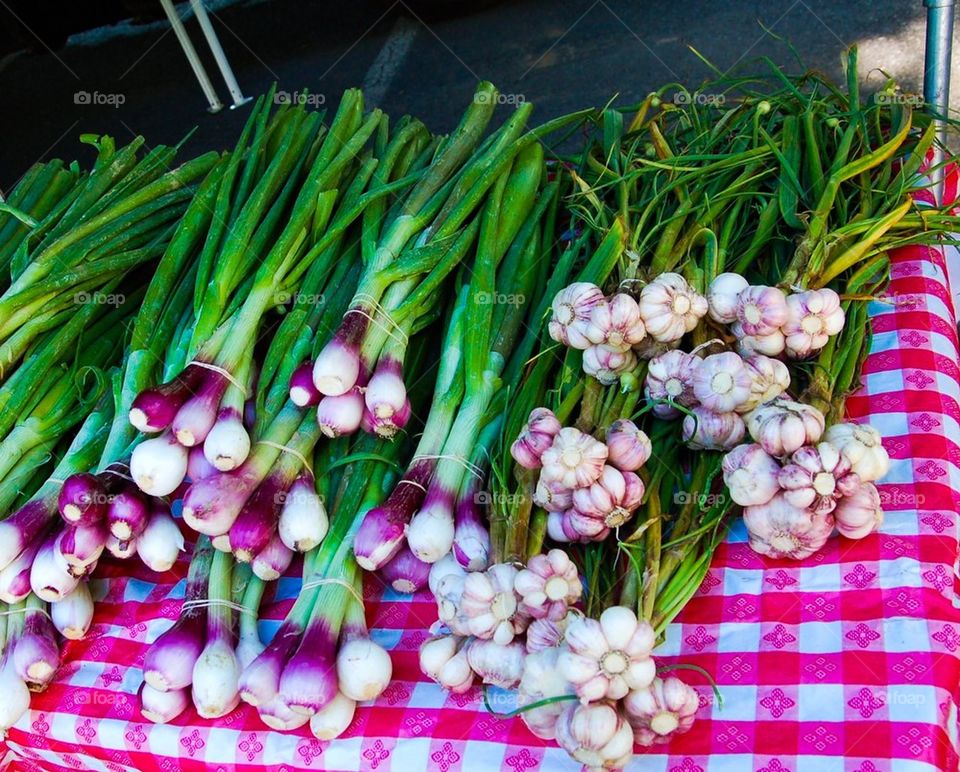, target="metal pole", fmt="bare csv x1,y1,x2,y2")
190,0,252,109
923,0,956,204
159,0,223,113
